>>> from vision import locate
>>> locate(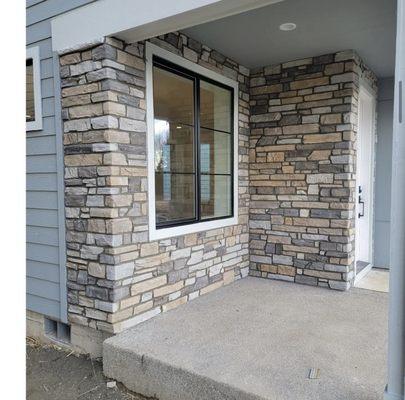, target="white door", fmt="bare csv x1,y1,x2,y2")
356,87,375,266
